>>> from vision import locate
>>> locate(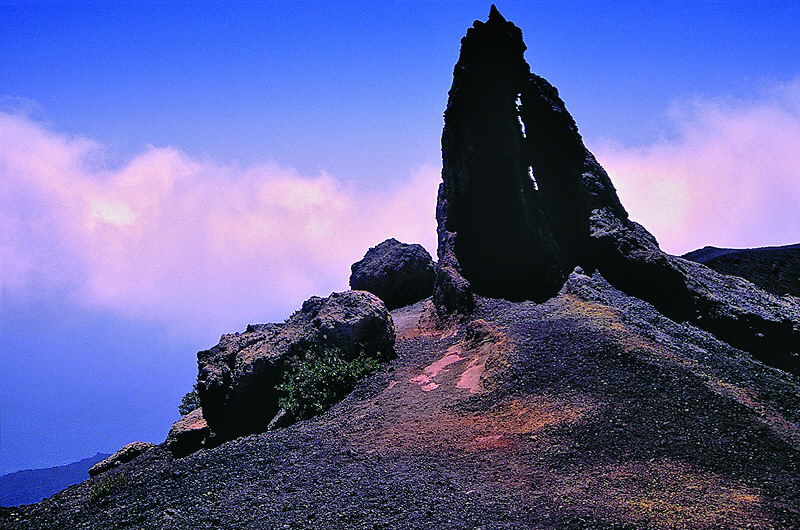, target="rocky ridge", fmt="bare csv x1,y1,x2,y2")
434,6,799,374
3,6,799,529
684,243,800,298
4,273,799,528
